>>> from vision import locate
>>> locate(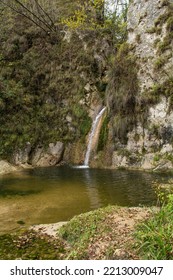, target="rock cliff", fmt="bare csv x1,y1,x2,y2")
111,0,173,170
